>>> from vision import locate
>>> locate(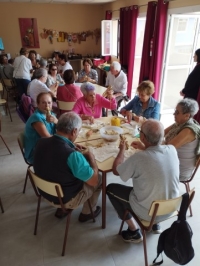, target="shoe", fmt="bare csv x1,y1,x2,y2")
55,208,69,219
152,224,162,234
78,206,101,222
121,228,143,243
